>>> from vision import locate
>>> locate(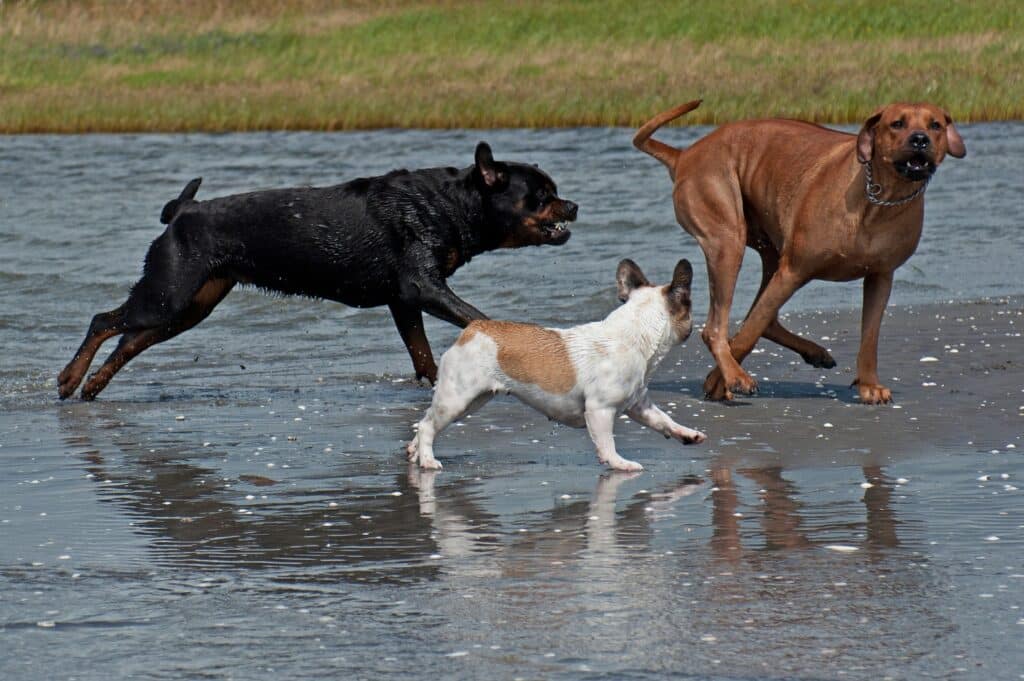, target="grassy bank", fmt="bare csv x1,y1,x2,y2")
1,0,1022,132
